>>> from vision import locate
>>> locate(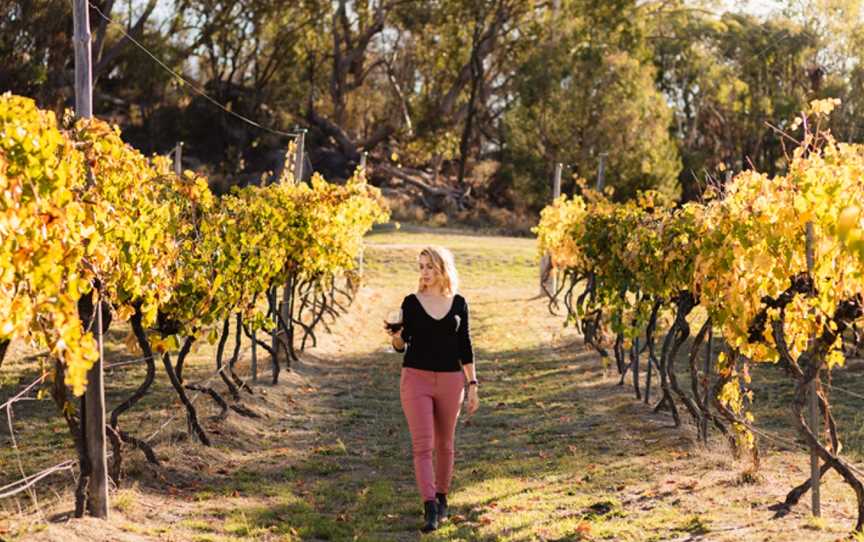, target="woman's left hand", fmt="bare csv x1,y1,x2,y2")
466,386,480,416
